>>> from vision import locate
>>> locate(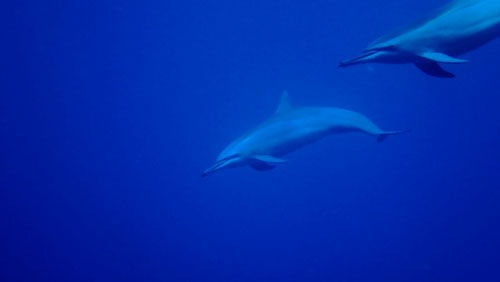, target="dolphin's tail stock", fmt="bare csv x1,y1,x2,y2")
377,129,411,143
